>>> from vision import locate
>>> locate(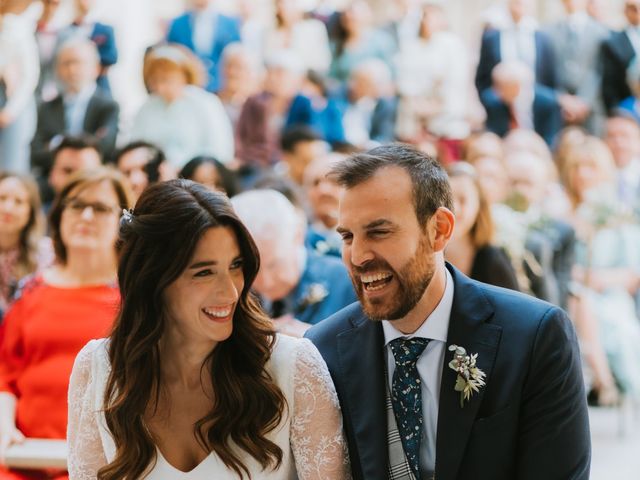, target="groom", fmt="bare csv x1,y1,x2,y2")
305,144,590,480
